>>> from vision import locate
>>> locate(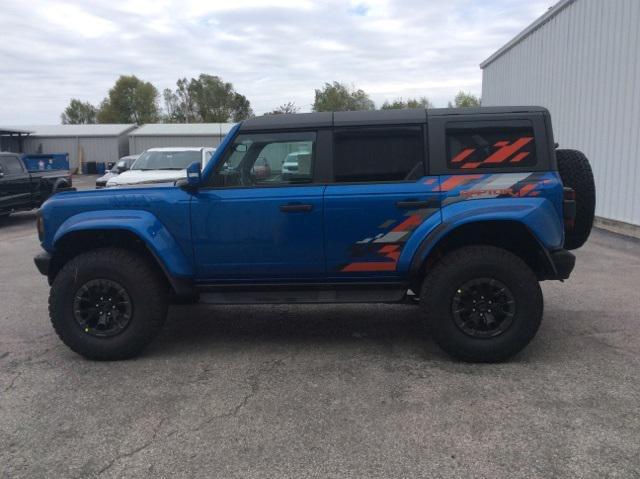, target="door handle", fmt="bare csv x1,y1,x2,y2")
396,200,432,209
279,203,314,213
